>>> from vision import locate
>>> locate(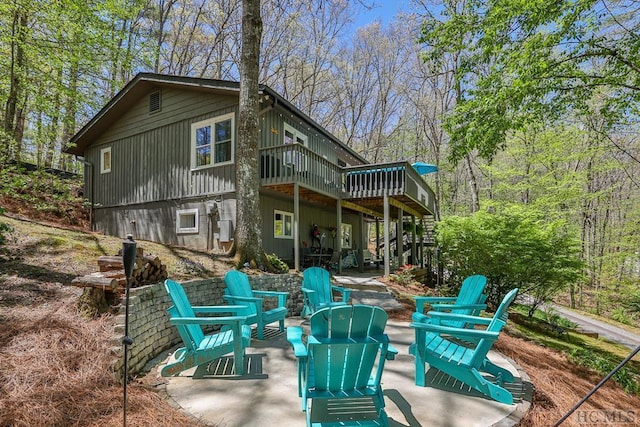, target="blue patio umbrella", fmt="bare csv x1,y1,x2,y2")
412,162,438,175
